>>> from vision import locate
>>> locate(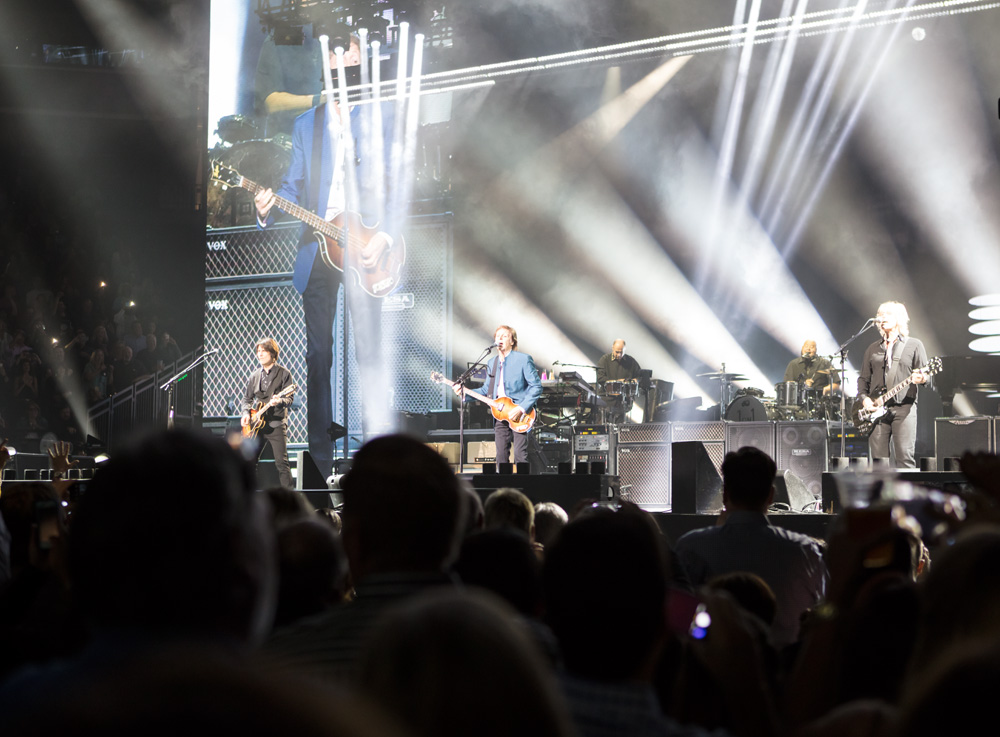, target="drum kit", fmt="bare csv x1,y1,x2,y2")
603,378,640,422
207,115,291,229
701,366,847,422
